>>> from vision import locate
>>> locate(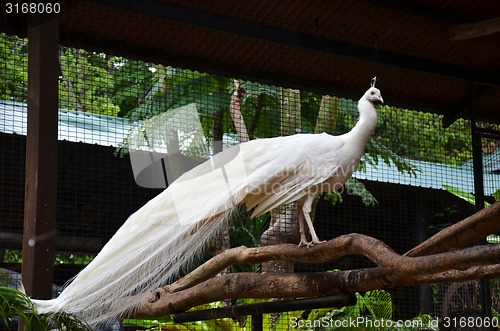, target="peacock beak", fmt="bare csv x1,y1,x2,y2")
374,96,384,105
